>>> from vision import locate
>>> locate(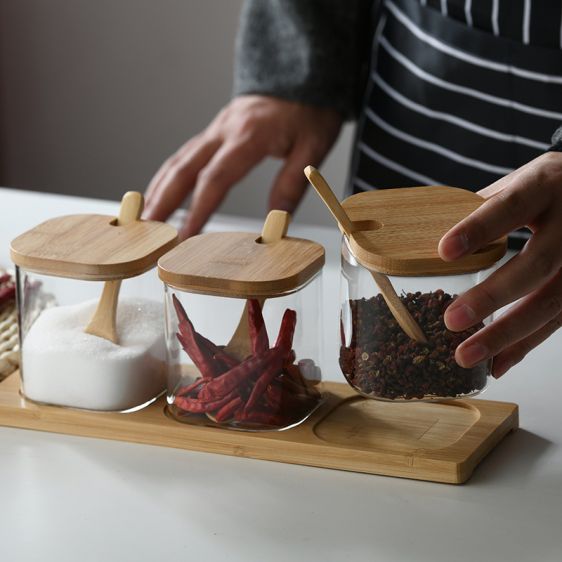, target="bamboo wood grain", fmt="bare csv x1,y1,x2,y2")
10,204,178,281
84,192,144,344
225,210,291,360
341,186,507,276
304,166,427,343
0,372,518,484
157,227,324,298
